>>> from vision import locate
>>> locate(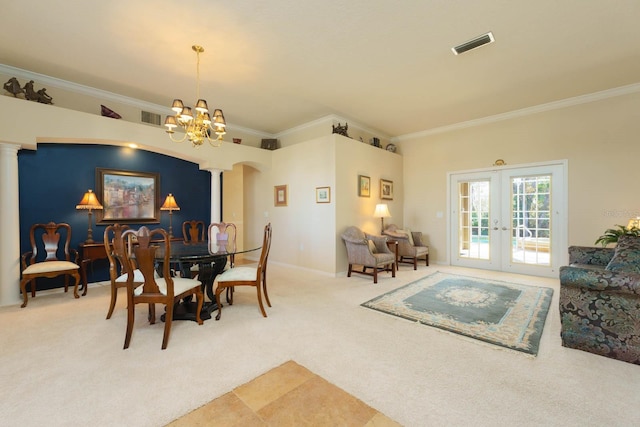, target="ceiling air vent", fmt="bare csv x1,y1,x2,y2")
452,32,494,55
141,110,161,126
